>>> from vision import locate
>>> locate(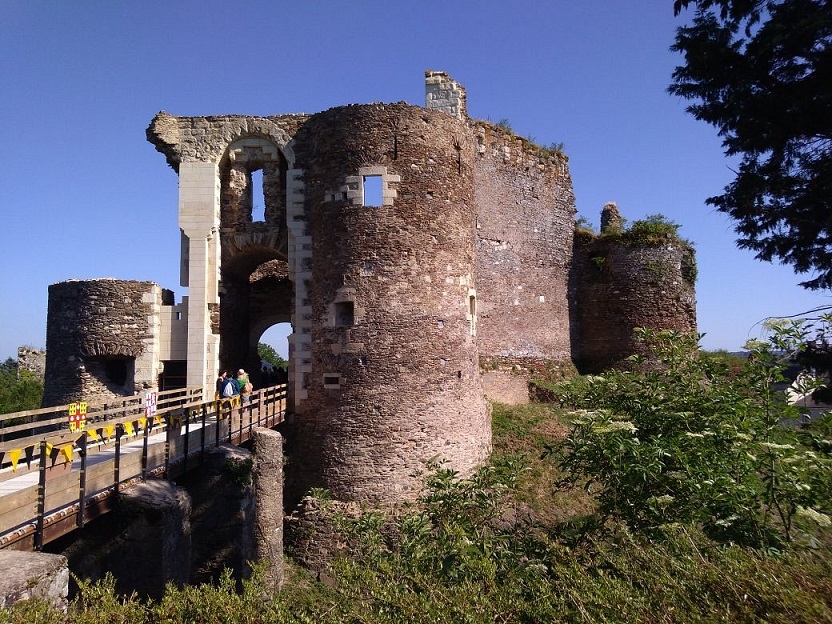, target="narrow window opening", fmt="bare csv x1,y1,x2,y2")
251,169,265,222
335,301,355,327
323,374,341,389
469,295,477,336
363,175,383,206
